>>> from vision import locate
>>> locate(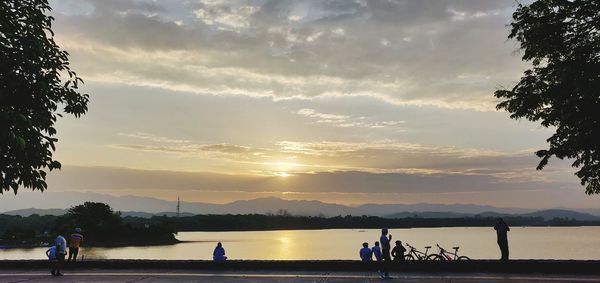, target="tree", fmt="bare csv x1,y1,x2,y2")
56,202,178,245
0,0,89,194
57,202,123,242
495,0,600,194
